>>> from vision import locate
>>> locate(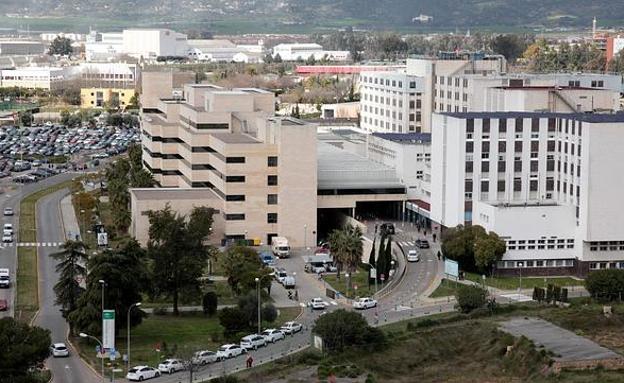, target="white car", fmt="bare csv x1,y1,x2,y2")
261,328,286,343
407,249,420,262
353,297,378,310
216,344,245,359
240,334,267,350
50,343,69,357
280,321,303,335
2,233,12,243
308,297,329,310
158,359,185,374
3,223,13,234
192,350,220,365
3,208,13,216
127,366,160,381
